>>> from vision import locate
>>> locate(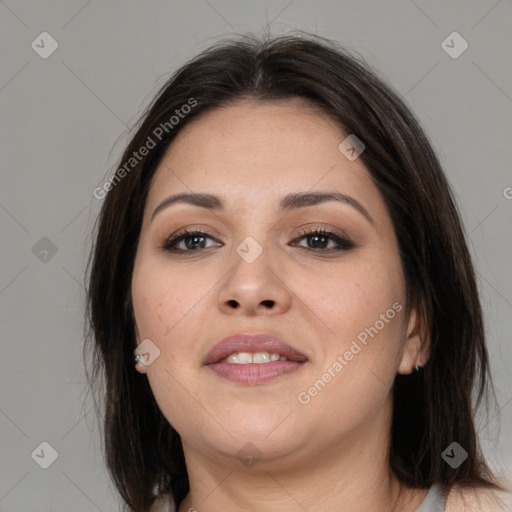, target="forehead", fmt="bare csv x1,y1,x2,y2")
148,99,374,201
